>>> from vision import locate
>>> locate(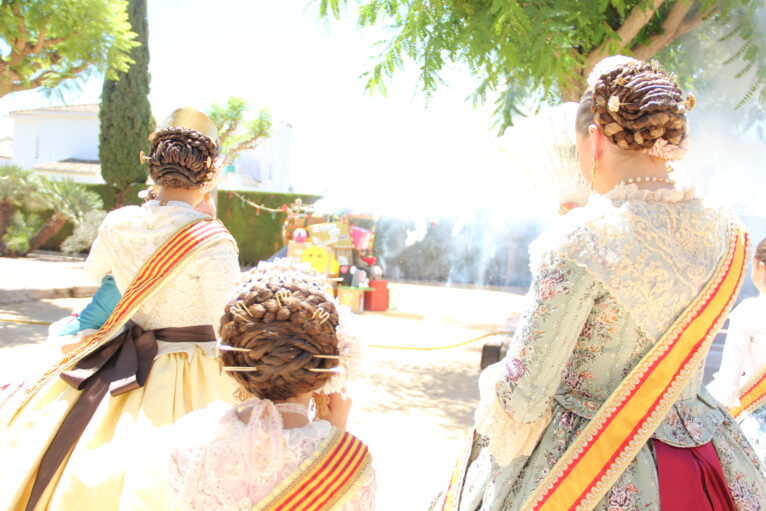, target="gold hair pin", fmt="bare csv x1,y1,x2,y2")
218,344,252,352
308,367,344,373
223,366,258,372
275,290,291,308
313,354,341,360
